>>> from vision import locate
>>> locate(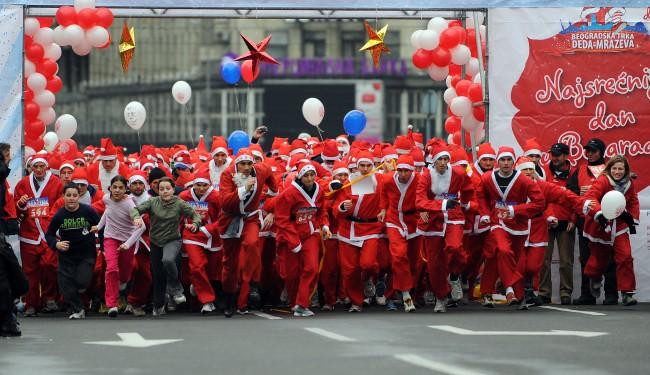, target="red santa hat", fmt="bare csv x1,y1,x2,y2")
296,161,317,179
47,153,63,174
211,136,229,157
60,160,76,172
278,143,291,161
396,154,415,171
289,153,309,171
450,145,469,166
139,157,156,171
71,167,89,185
516,156,536,171
31,152,49,167
174,154,192,170
196,135,208,155
321,139,340,161
289,139,308,156
476,143,496,161
193,168,212,185
331,160,350,176
98,138,118,161
429,141,451,163
234,148,254,165
83,146,95,156
128,170,149,188
411,132,424,150
336,134,350,146
382,146,398,163
356,150,374,166
372,144,383,163
175,169,194,189
306,137,319,147
523,138,542,157
310,141,323,157
271,137,288,154
410,147,425,167
496,146,516,161
249,144,265,161
73,153,86,166
394,135,414,155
